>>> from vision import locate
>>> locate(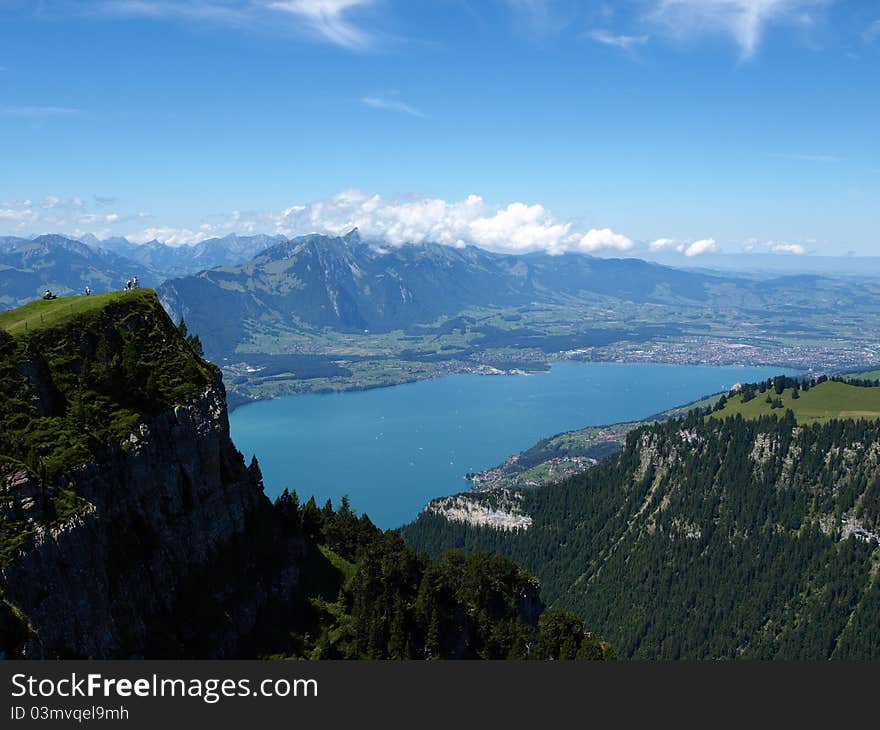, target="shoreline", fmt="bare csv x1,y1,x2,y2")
224,355,819,414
